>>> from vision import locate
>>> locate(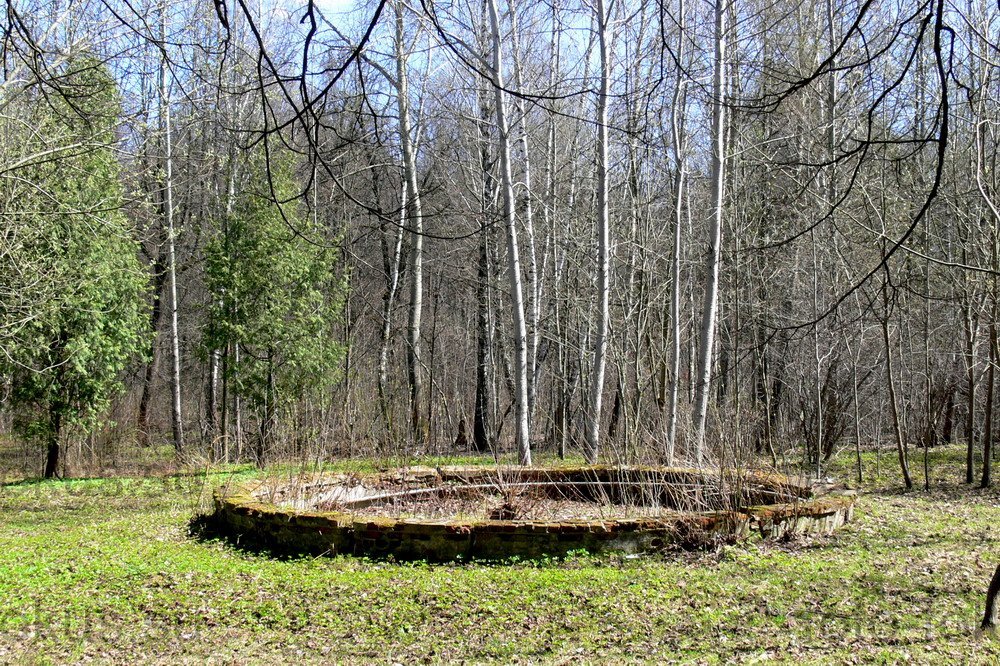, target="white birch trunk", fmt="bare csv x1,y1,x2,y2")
666,0,687,464
378,184,407,435
394,0,425,446
161,8,184,456
584,0,612,463
692,0,727,465
508,5,541,428
487,0,531,465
